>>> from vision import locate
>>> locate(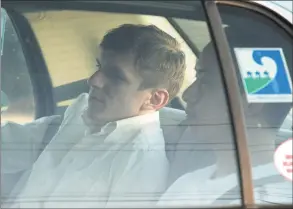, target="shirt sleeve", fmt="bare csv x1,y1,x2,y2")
1,93,89,174
1,94,88,207
106,144,169,207
1,115,61,174
1,115,61,207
